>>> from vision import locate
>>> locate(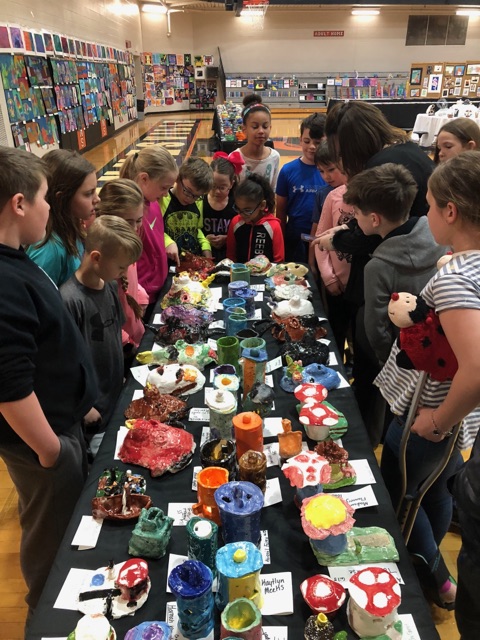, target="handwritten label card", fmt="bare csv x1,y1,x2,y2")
192,466,201,491
210,319,225,329
132,389,143,401
152,313,164,325
208,338,217,350
260,529,271,564
54,567,92,610
266,356,282,373
189,407,210,422
328,562,404,586
260,572,293,615
399,614,422,640
332,485,378,509
263,417,284,437
264,477,282,507
130,364,150,386
114,426,129,459
255,291,264,302
251,284,265,292
253,308,263,320
349,459,376,485
210,287,223,299
165,602,215,640
336,373,351,389
200,426,210,447
262,629,288,640
328,352,338,366
71,516,103,550
265,374,274,387
167,503,194,526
